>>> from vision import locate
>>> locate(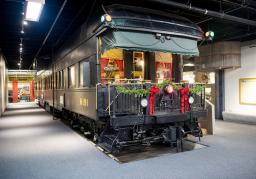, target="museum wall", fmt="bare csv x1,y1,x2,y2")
224,45,256,116
0,52,7,116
